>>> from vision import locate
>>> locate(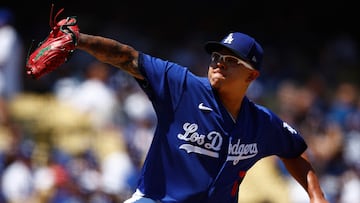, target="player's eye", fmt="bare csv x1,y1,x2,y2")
211,52,221,63
211,52,241,66
223,56,240,65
